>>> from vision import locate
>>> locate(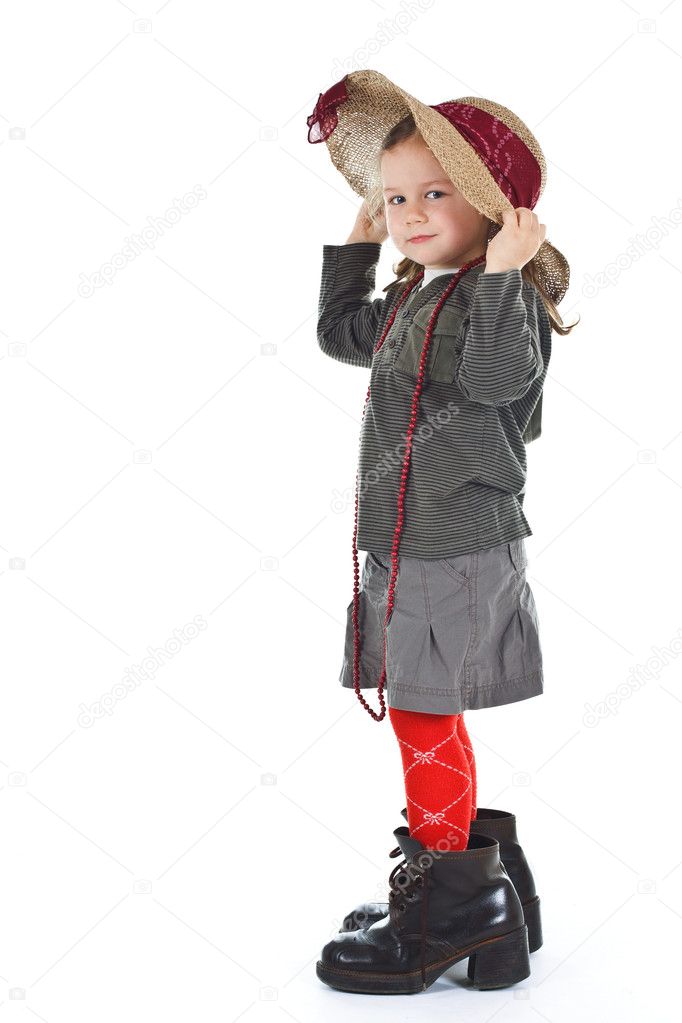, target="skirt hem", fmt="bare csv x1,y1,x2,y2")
339,667,543,715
